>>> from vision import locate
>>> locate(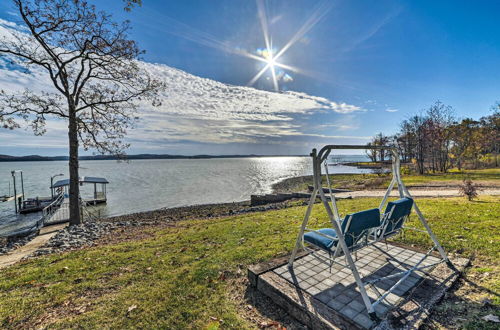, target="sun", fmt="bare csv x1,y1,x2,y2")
248,47,282,91
261,48,275,69
246,0,333,91
266,55,276,70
